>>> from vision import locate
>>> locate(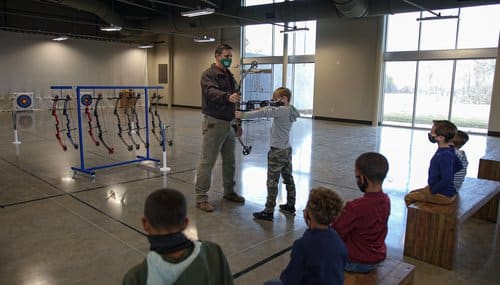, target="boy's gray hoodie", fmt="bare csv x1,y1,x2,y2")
242,105,300,149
